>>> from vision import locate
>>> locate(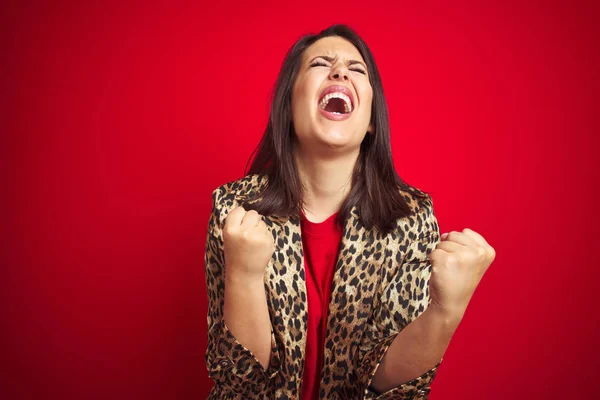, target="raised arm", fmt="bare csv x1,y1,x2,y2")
366,196,495,398
222,206,275,369
204,189,280,397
